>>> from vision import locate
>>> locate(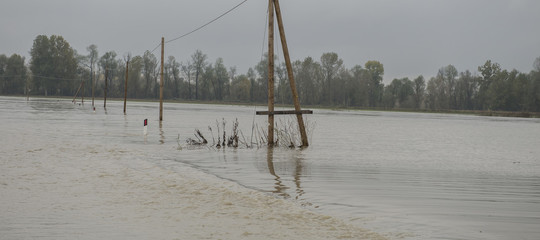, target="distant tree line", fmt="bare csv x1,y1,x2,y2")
2,34,540,112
